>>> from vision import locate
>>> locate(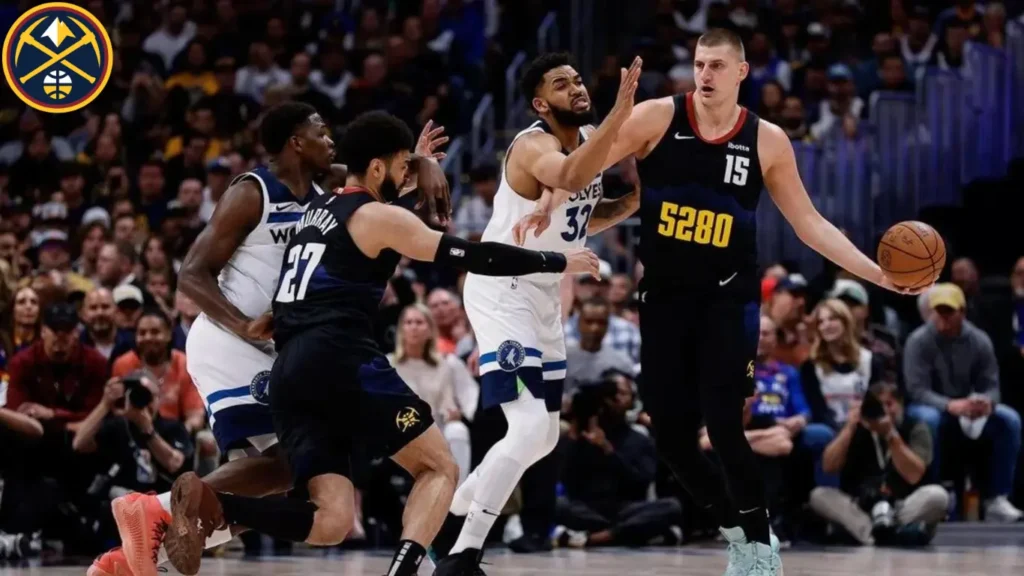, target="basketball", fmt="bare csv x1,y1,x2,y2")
877,221,946,289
